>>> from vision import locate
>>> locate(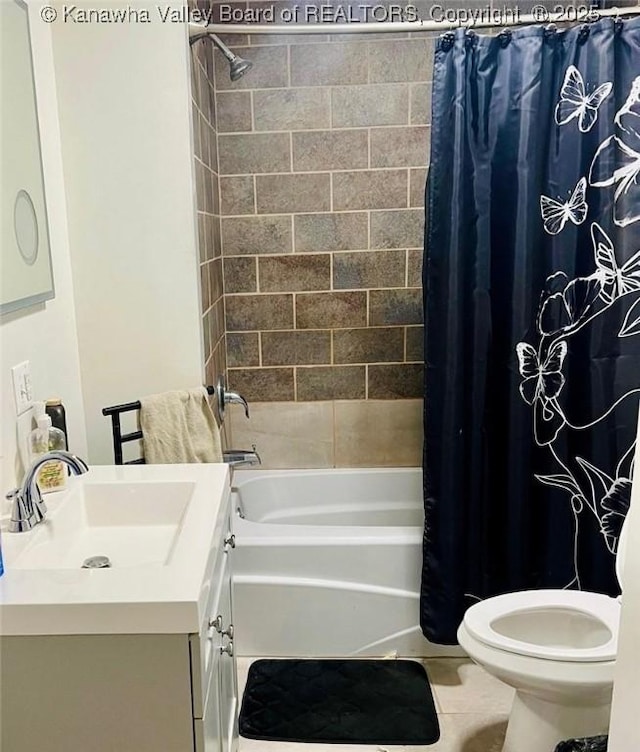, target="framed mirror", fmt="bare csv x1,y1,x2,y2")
1,0,55,315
